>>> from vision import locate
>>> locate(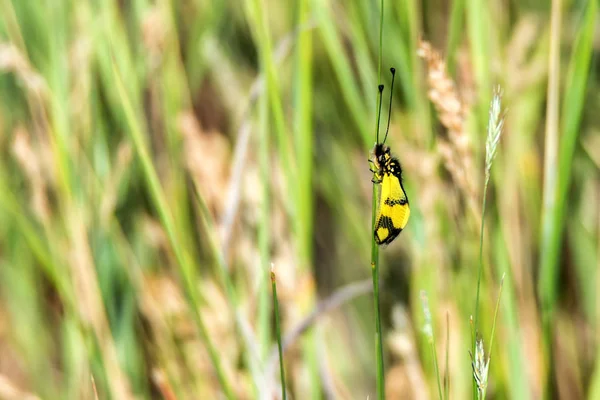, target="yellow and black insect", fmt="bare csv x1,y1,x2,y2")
369,67,410,245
